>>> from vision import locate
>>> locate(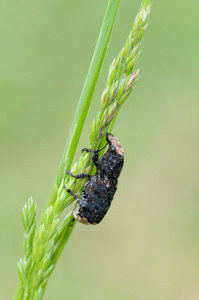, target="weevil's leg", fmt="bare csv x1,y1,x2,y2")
82,148,99,166
81,148,97,154
66,170,91,179
82,143,108,166
69,217,76,227
82,143,108,154
92,152,99,166
63,187,81,204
